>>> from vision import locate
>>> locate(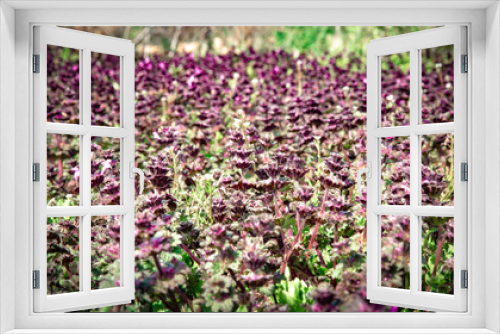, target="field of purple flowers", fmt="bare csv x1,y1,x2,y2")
46,35,454,312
